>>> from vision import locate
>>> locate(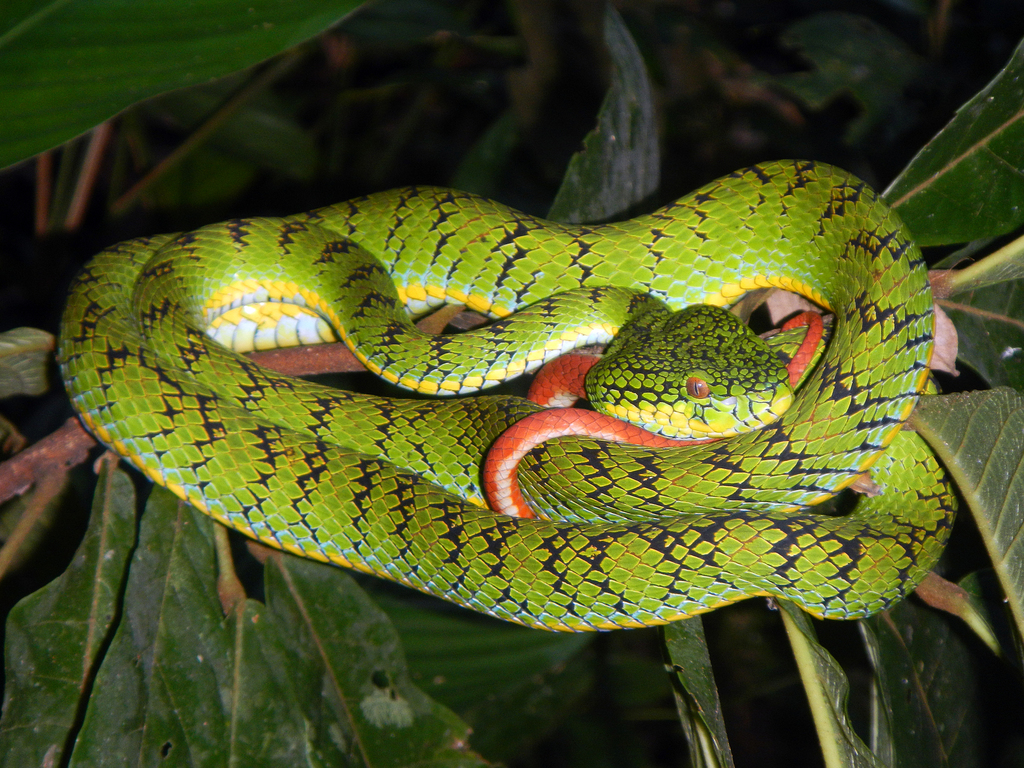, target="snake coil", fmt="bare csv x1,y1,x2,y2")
60,160,956,631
